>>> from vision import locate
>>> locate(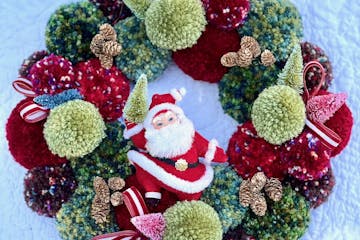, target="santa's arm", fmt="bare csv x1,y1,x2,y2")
124,121,147,150
194,132,228,165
